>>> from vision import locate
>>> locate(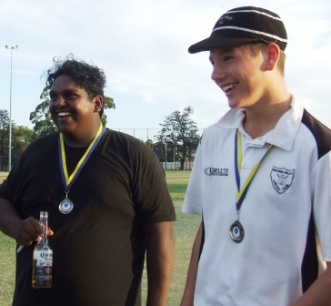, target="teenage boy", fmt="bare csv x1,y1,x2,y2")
181,6,331,306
